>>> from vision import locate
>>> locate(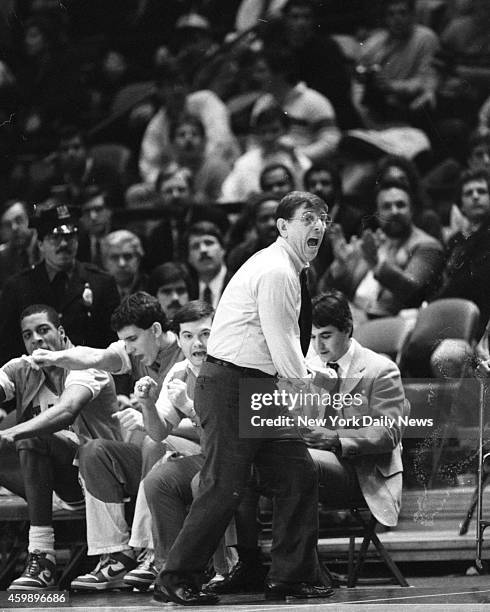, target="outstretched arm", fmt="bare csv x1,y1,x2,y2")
0,384,92,445
31,345,124,373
